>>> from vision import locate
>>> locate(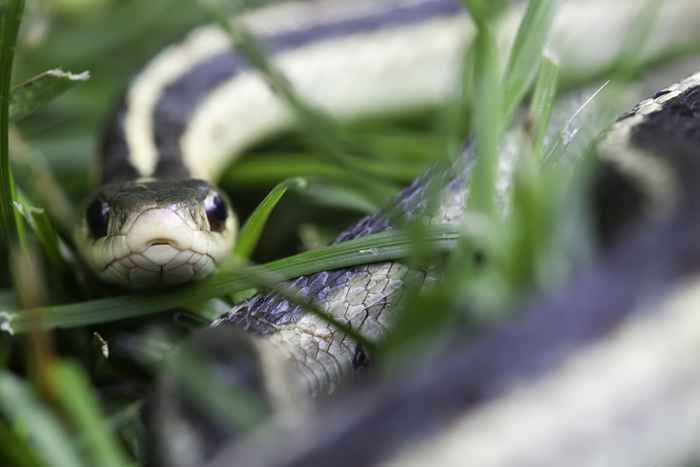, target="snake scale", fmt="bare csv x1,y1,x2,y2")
83,0,700,465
